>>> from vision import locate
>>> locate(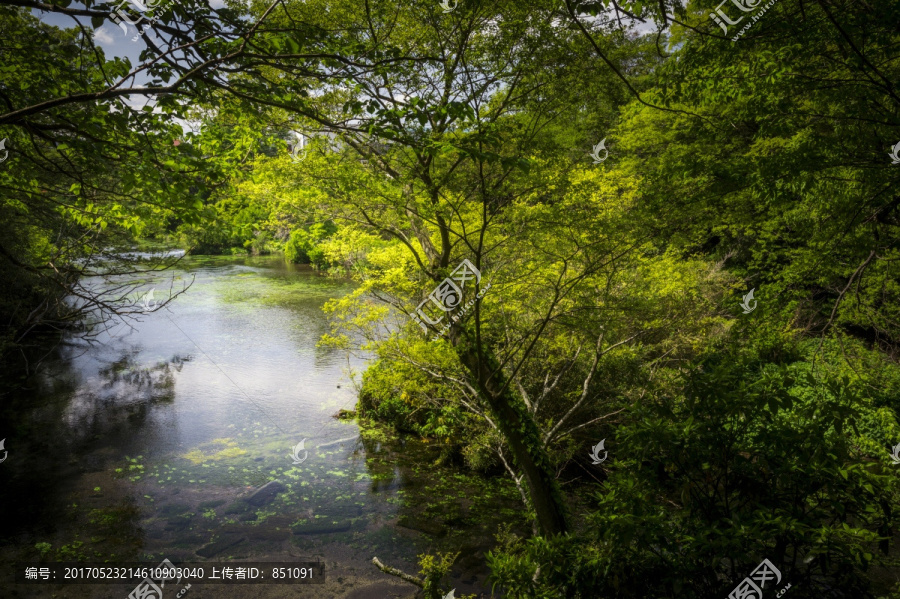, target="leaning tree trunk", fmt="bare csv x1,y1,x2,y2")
456,336,570,537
